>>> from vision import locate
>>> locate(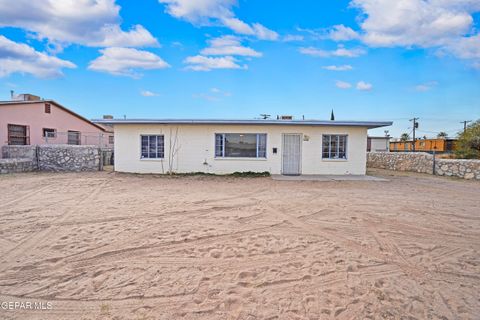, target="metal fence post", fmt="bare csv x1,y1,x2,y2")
432,148,436,175
98,148,103,171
